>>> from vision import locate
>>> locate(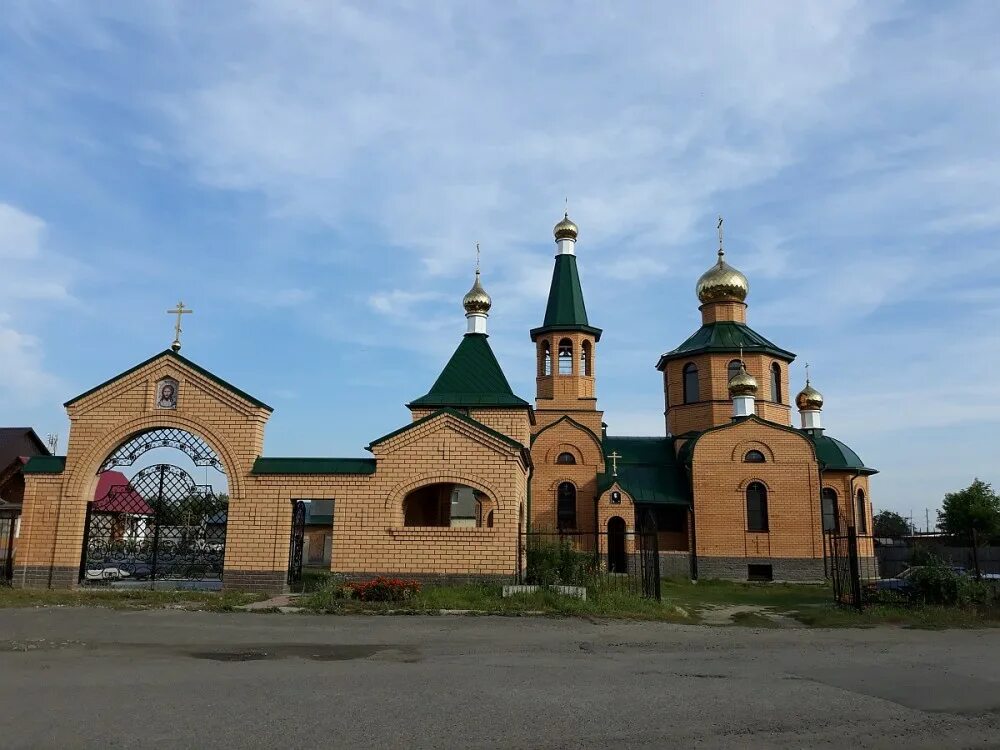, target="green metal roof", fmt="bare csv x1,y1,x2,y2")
656,322,794,368
408,333,529,409
64,350,273,411
251,457,377,475
22,455,67,474
368,407,526,452
530,254,602,341
807,431,878,475
597,436,690,506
